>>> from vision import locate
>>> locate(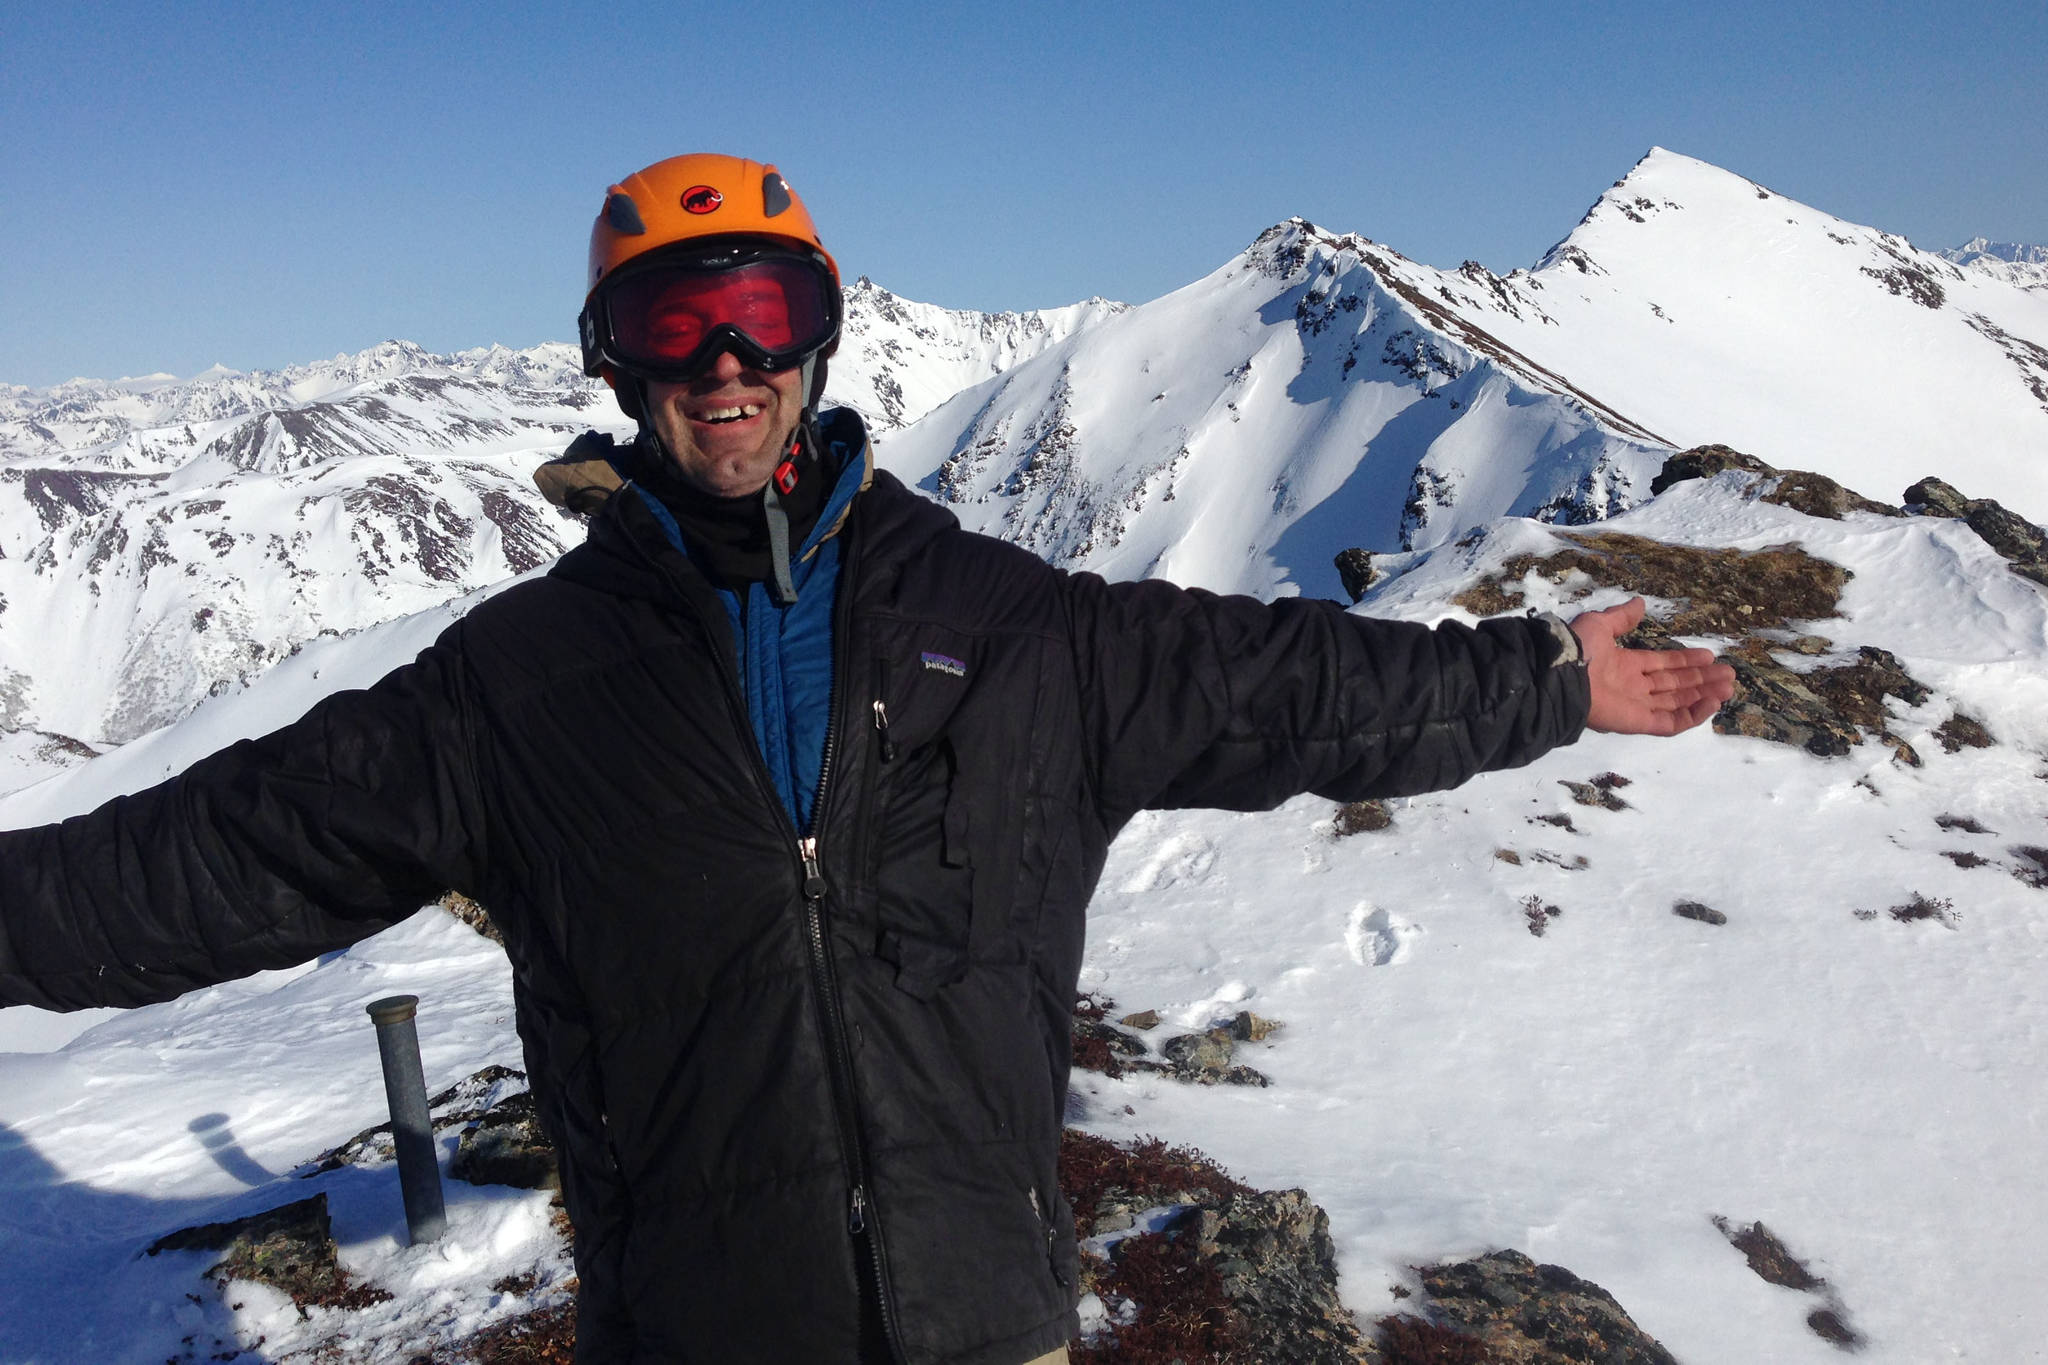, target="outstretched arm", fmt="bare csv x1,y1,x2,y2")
0,640,488,1012
1569,597,1736,736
